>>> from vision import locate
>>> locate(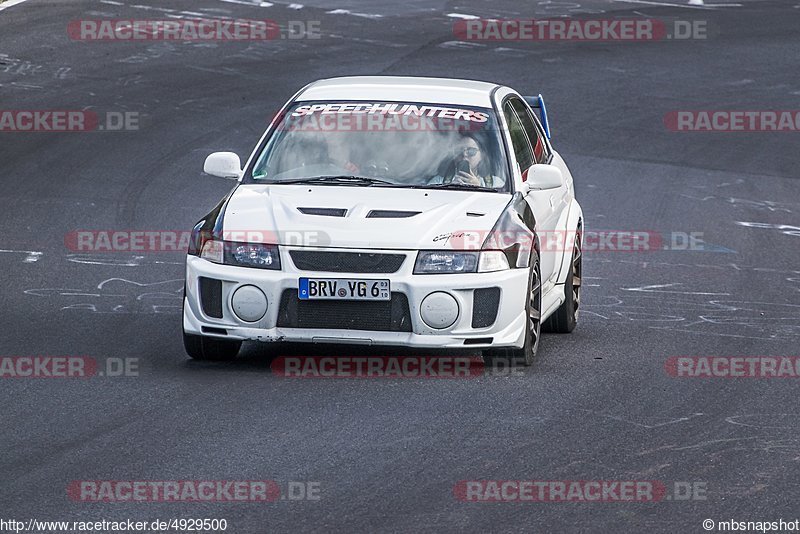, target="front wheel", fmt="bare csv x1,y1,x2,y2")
483,254,542,367
543,232,581,333
183,331,242,361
